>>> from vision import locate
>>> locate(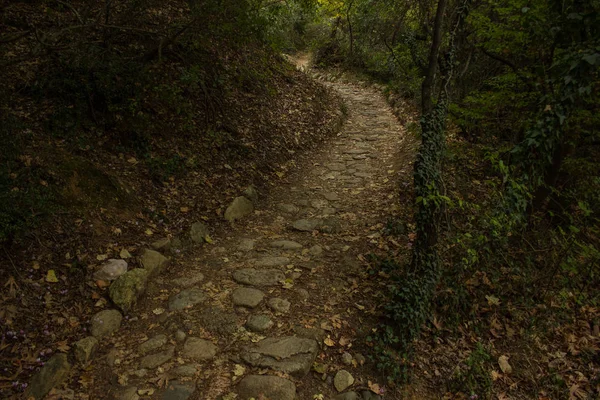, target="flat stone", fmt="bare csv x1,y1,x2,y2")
140,346,175,369
355,353,366,365
241,336,319,377
255,256,290,267
73,336,99,364
334,370,355,392
237,375,296,400
361,390,382,399
139,249,170,277
109,269,148,313
168,288,206,311
238,238,256,251
197,307,239,335
224,196,254,221
277,204,300,214
323,192,340,201
182,337,217,360
232,287,265,308
171,364,198,377
309,245,323,256
139,334,168,354
131,369,148,378
232,268,285,286
171,272,204,288
322,207,337,215
94,259,128,281
190,222,210,243
268,297,291,313
292,219,322,232
354,172,372,178
161,382,195,400
90,309,123,338
270,240,303,250
246,314,273,332
24,354,71,399
115,386,139,400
